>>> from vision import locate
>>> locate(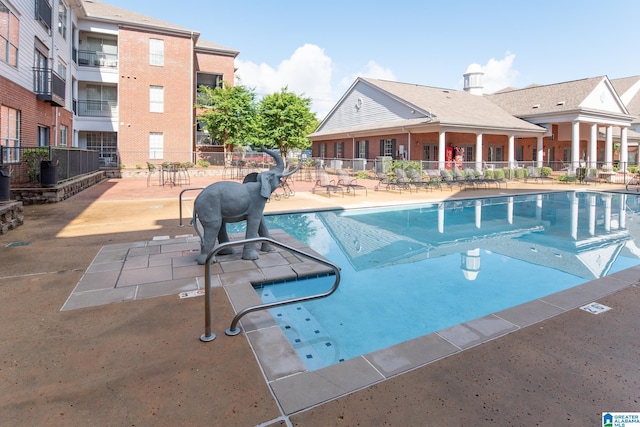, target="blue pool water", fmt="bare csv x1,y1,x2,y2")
242,191,640,371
